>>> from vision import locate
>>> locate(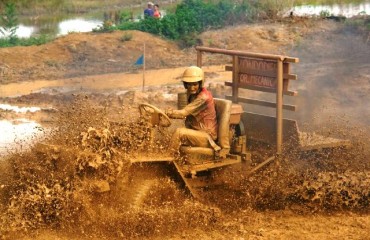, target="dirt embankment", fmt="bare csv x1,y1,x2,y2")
0,18,310,85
